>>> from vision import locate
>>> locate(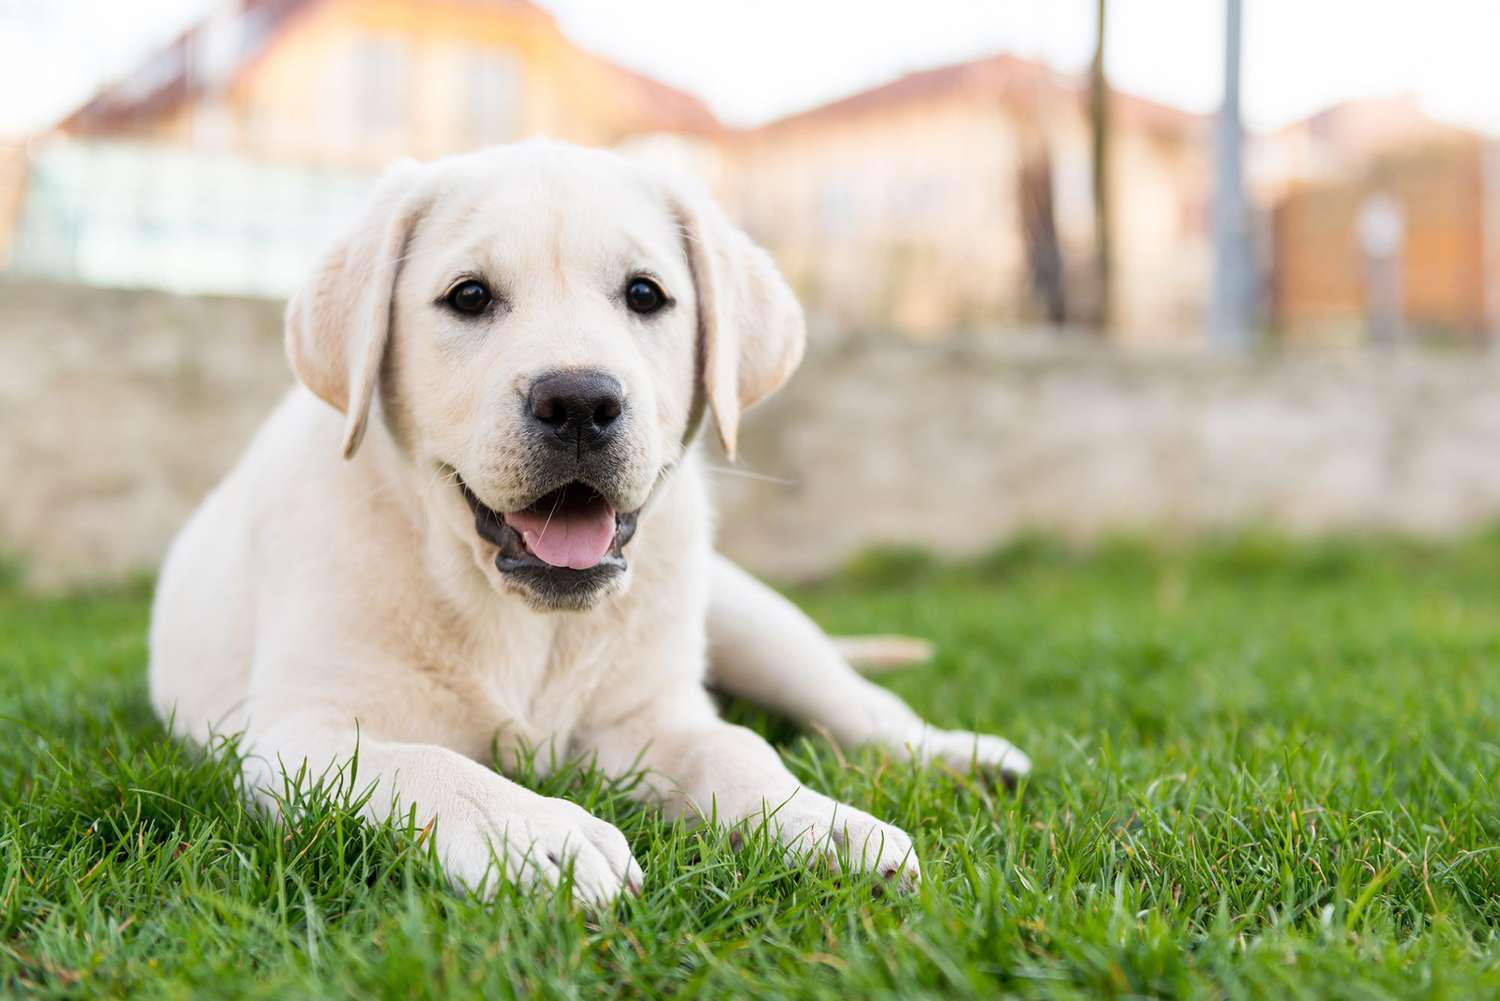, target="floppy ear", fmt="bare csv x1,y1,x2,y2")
284,160,427,459
672,185,806,460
